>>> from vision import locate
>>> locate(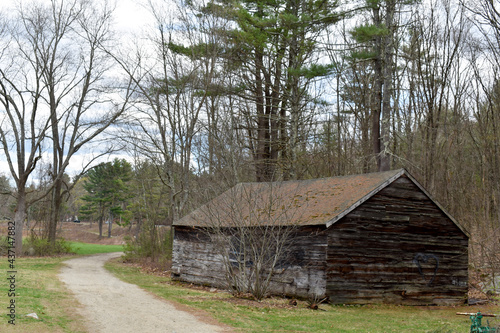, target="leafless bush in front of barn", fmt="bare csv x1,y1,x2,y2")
201,182,305,300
